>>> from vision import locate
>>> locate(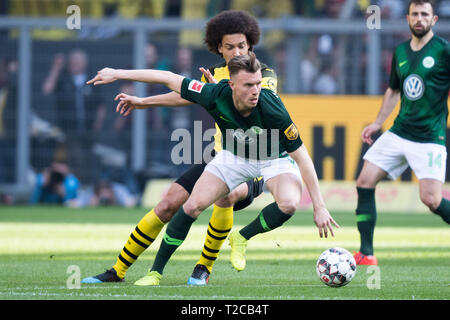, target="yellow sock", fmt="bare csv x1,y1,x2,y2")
197,205,233,273
112,209,165,279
